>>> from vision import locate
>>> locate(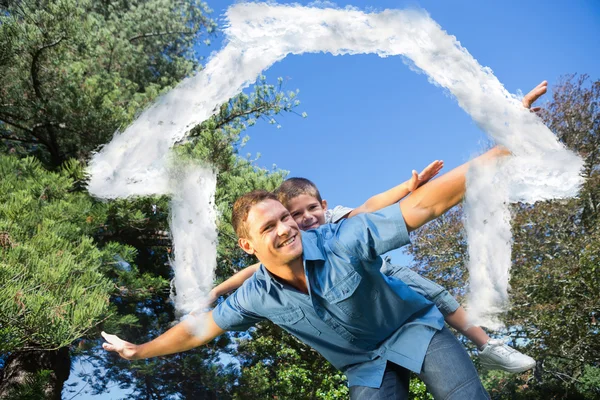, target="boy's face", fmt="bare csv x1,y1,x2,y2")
238,199,303,266
286,194,328,231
